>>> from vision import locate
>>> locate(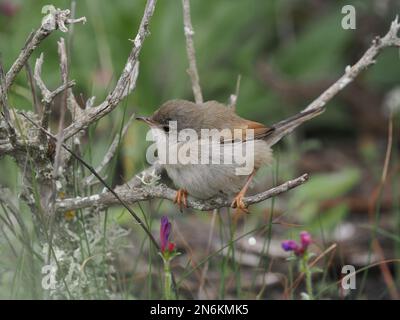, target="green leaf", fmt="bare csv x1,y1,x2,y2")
309,203,349,231
311,267,324,274
291,167,361,204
